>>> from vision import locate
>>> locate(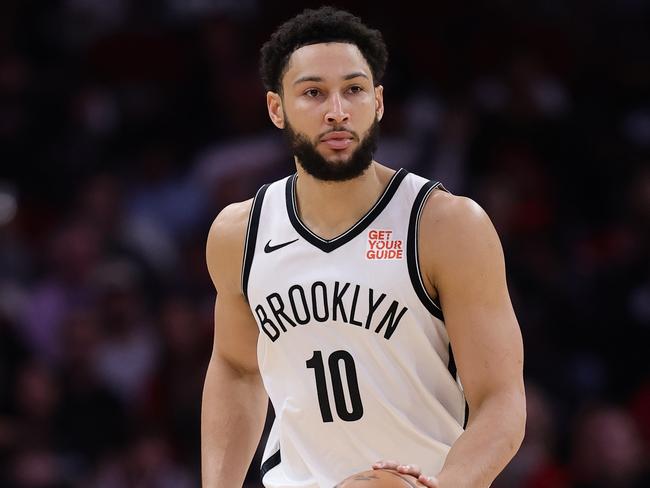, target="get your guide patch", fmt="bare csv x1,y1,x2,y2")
366,229,404,260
